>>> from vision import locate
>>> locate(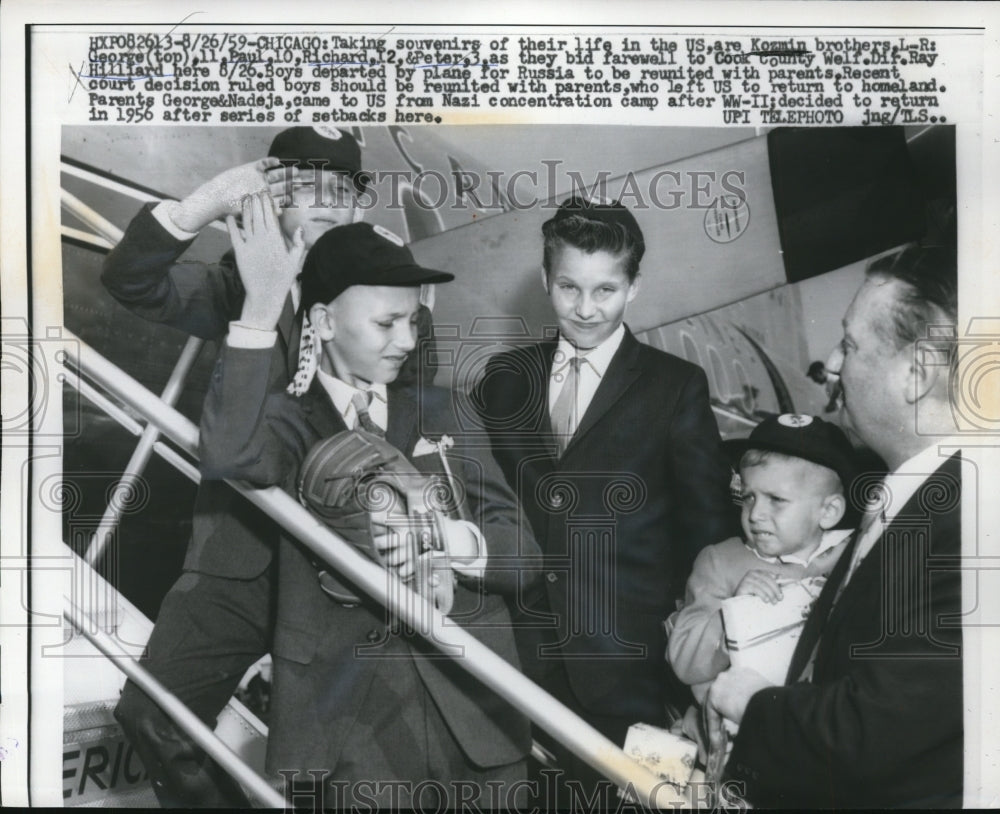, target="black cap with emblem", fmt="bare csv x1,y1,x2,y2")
299,223,454,311
268,126,370,193
730,413,860,495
